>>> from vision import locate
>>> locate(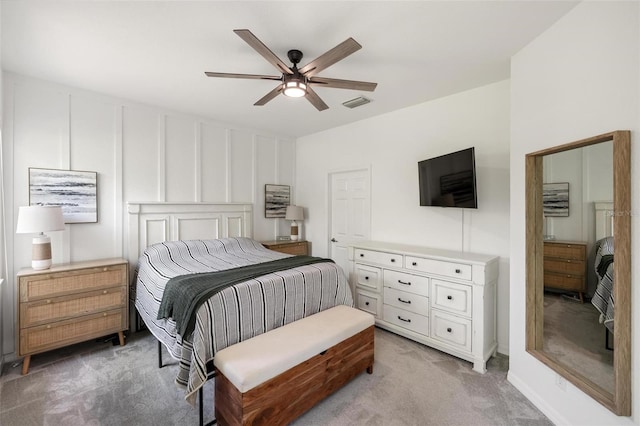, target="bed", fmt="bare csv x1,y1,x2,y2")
126,203,353,401
591,202,615,332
